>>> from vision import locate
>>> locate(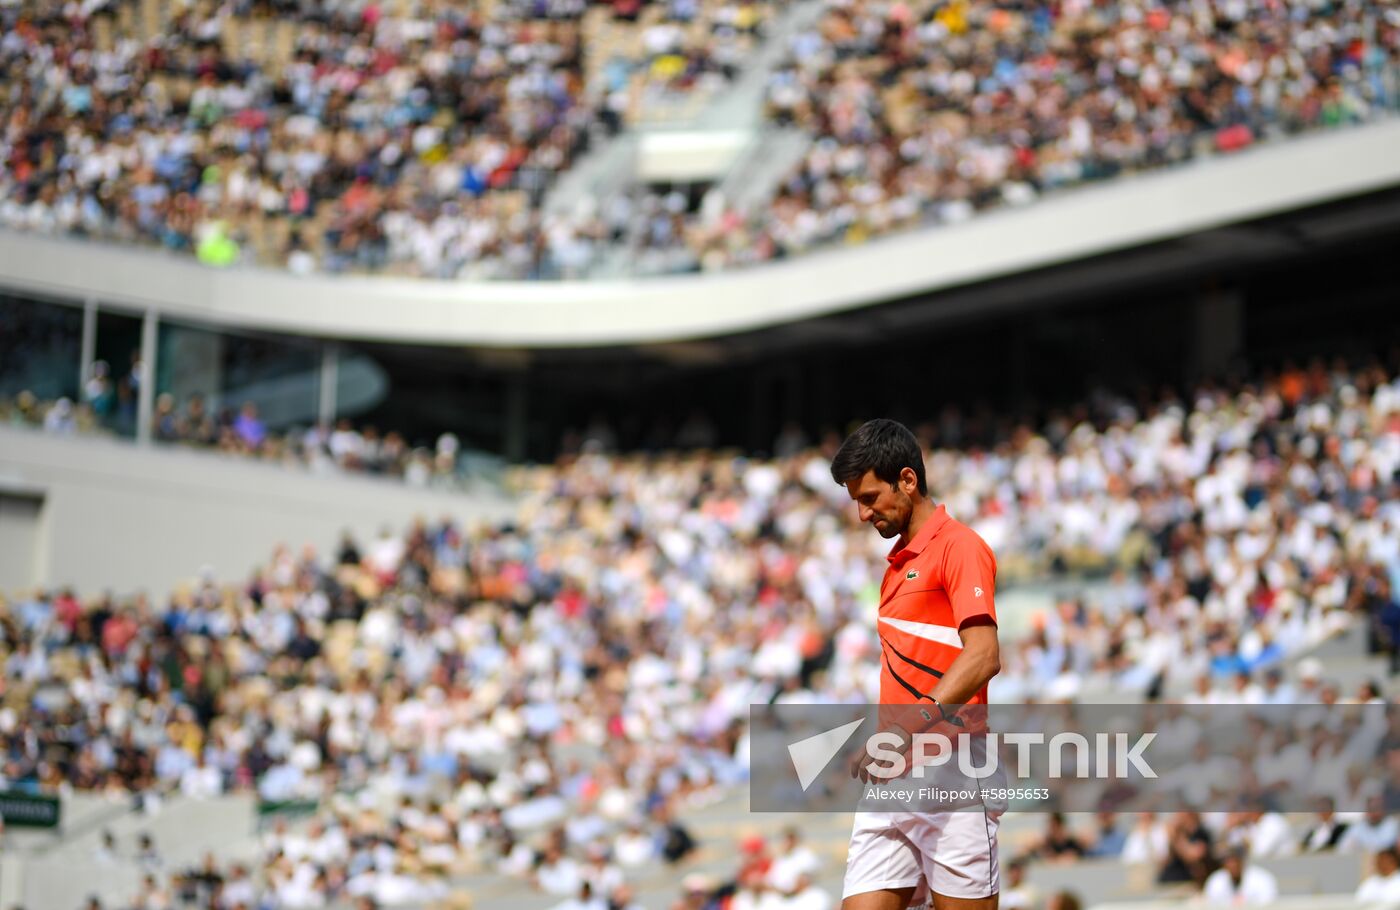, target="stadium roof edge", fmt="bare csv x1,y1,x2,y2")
2,119,1398,348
